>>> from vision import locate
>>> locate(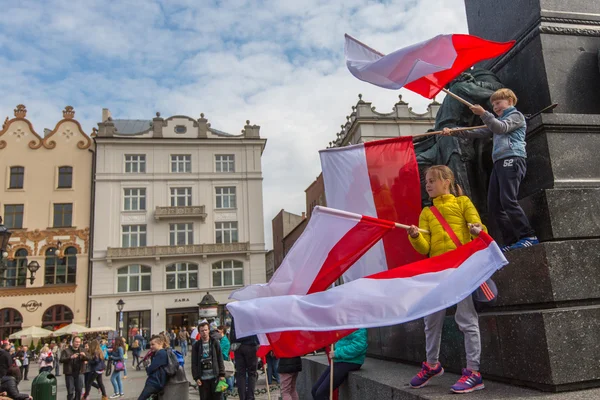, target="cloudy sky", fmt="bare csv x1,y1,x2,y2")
1,0,468,249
